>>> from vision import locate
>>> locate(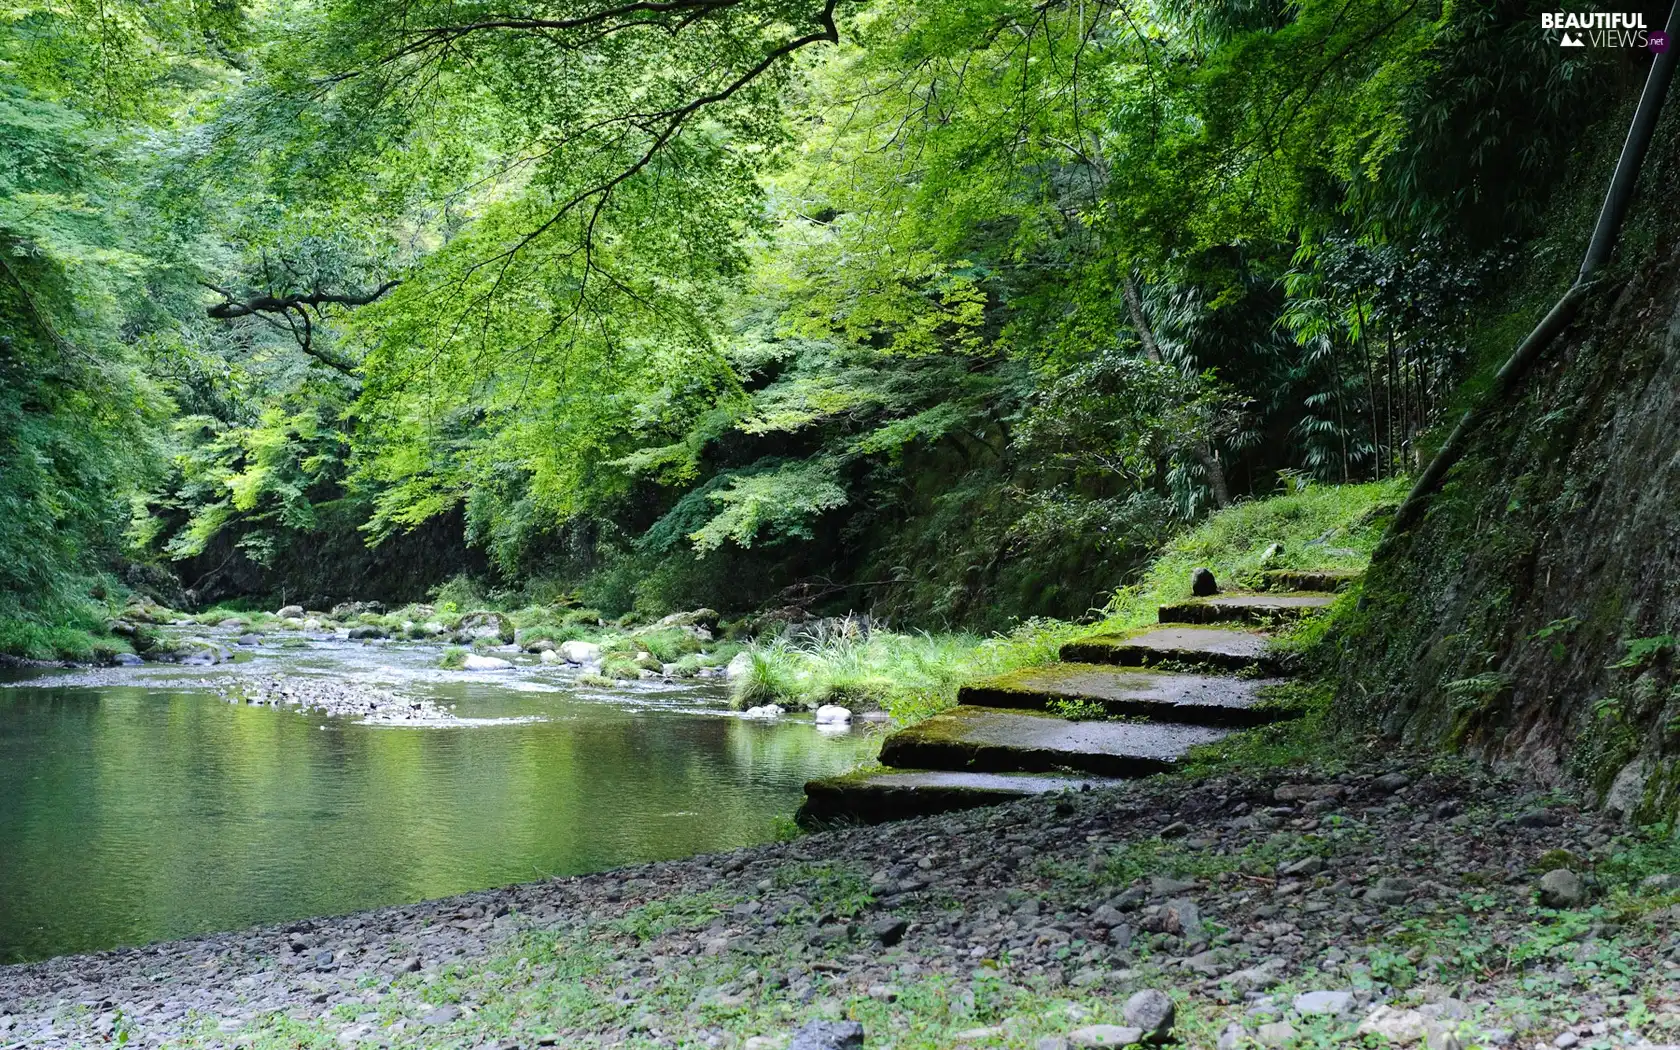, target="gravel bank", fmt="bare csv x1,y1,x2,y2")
5,753,1680,1049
